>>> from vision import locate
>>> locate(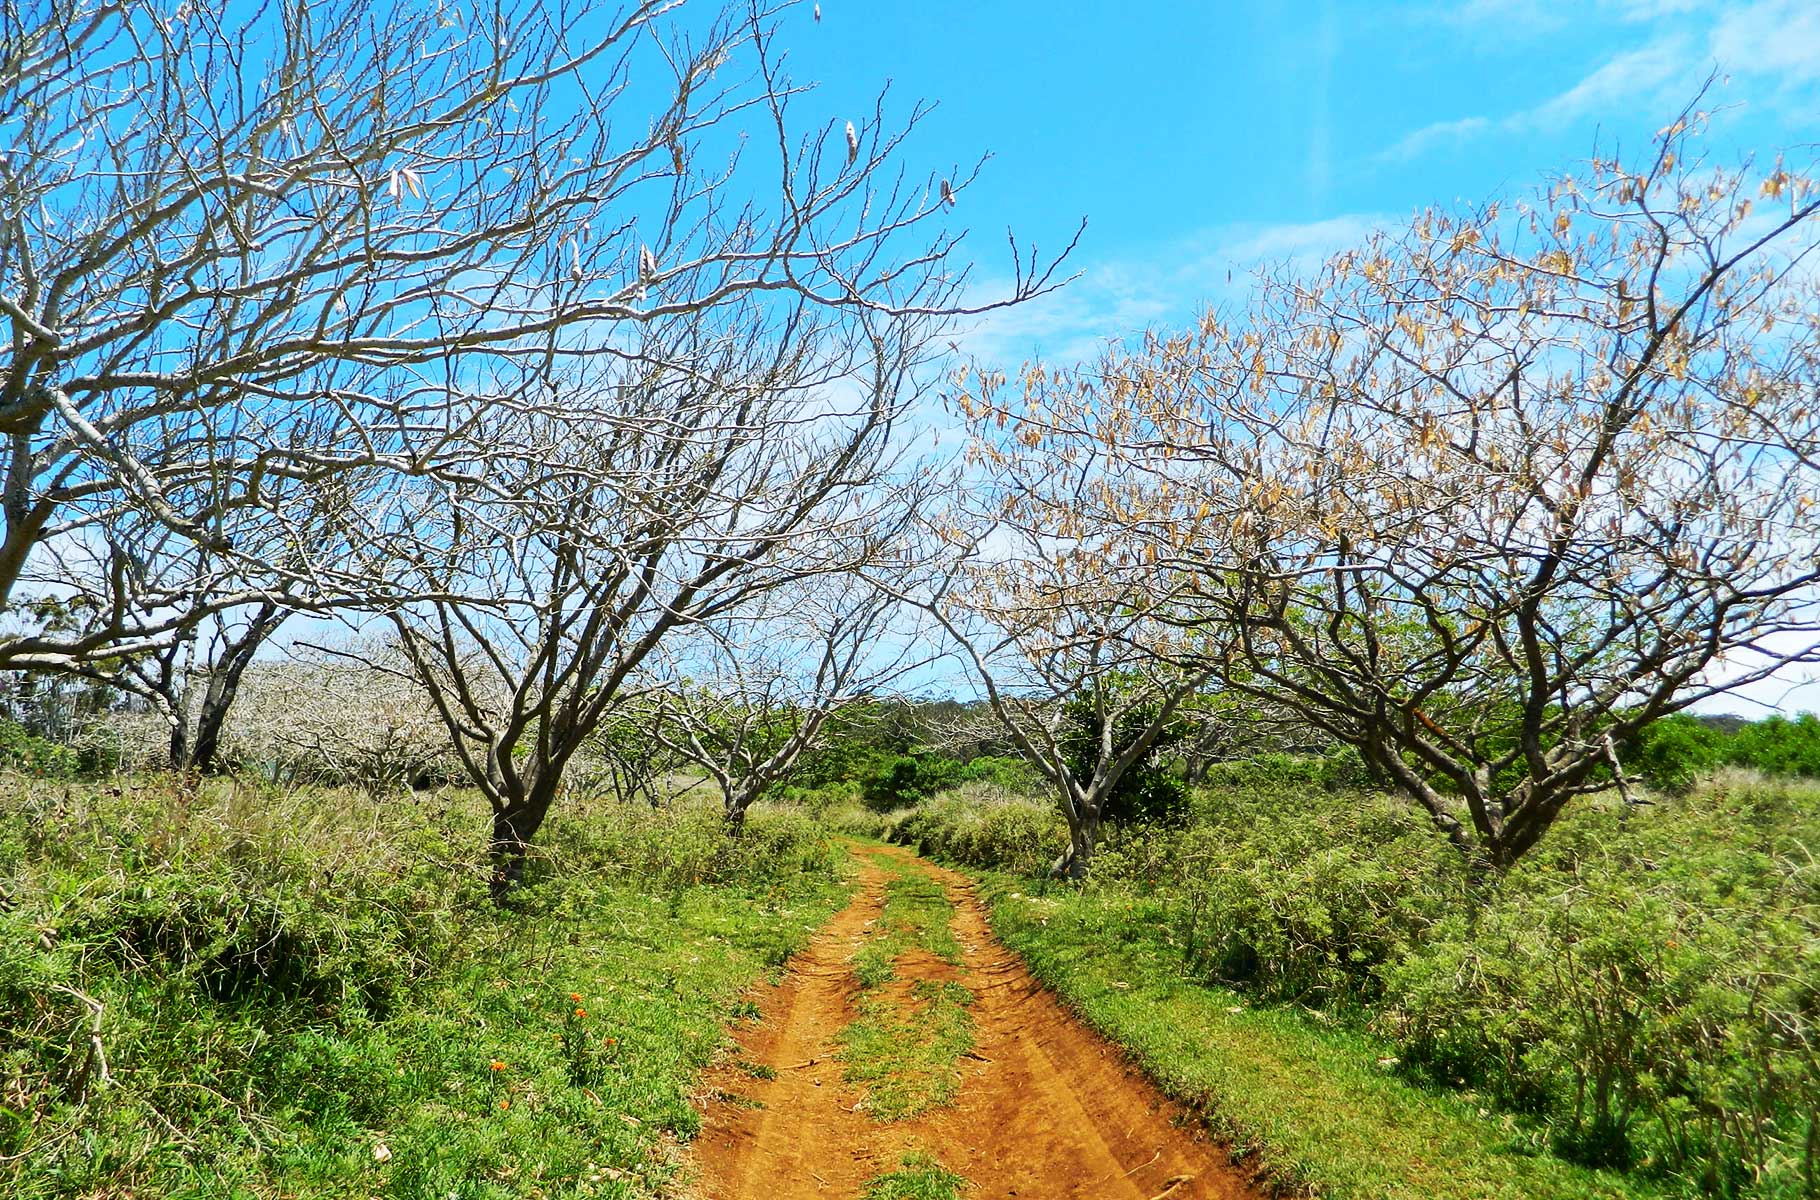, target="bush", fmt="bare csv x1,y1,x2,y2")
1377,780,1820,1191
0,719,80,778
1623,714,1726,795
1058,690,1191,827
858,753,968,812
1192,749,1371,796
541,791,841,889
888,786,1067,876
1097,788,1466,1004
1724,713,1820,779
